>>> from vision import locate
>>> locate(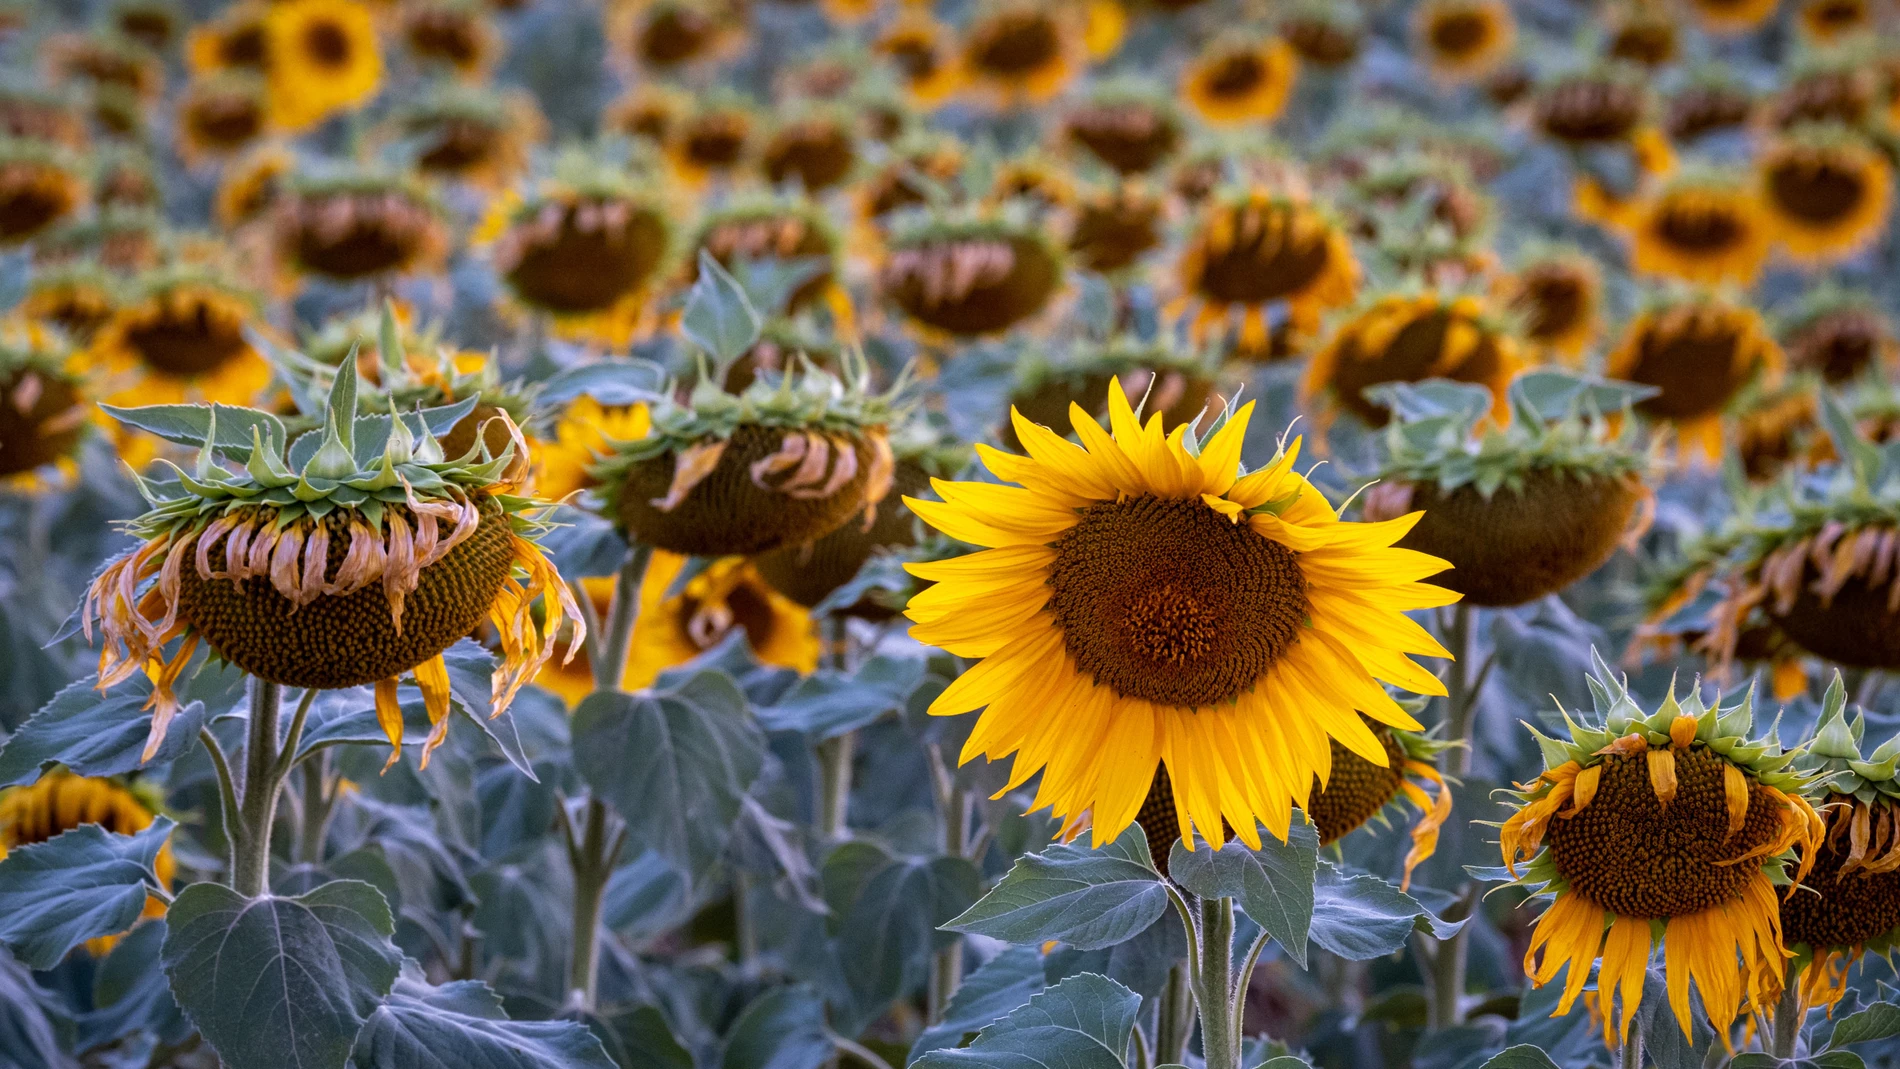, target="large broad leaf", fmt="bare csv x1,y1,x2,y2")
0,676,207,787
0,819,173,968
681,250,763,364
1168,818,1319,967
914,972,1140,1069
1475,1047,1562,1069
1307,863,1463,961
77,917,191,1053
441,640,537,780
350,966,616,1069
946,824,1167,951
754,656,928,737
720,985,834,1069
910,946,1047,1063
99,402,286,460
536,358,670,408
828,846,982,1012
571,671,766,884
1827,1002,1900,1049
161,880,403,1069
0,951,74,1069
607,1006,694,1069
